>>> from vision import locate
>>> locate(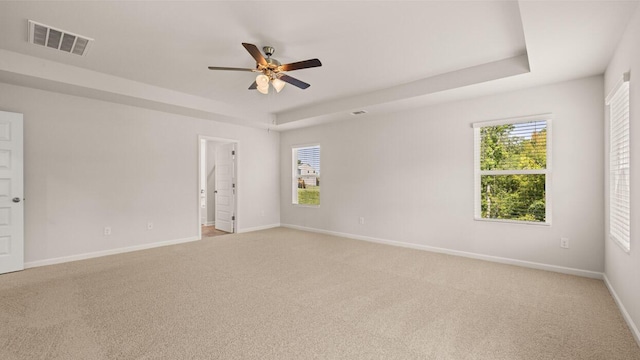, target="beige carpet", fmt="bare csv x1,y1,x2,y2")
1,227,639,360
